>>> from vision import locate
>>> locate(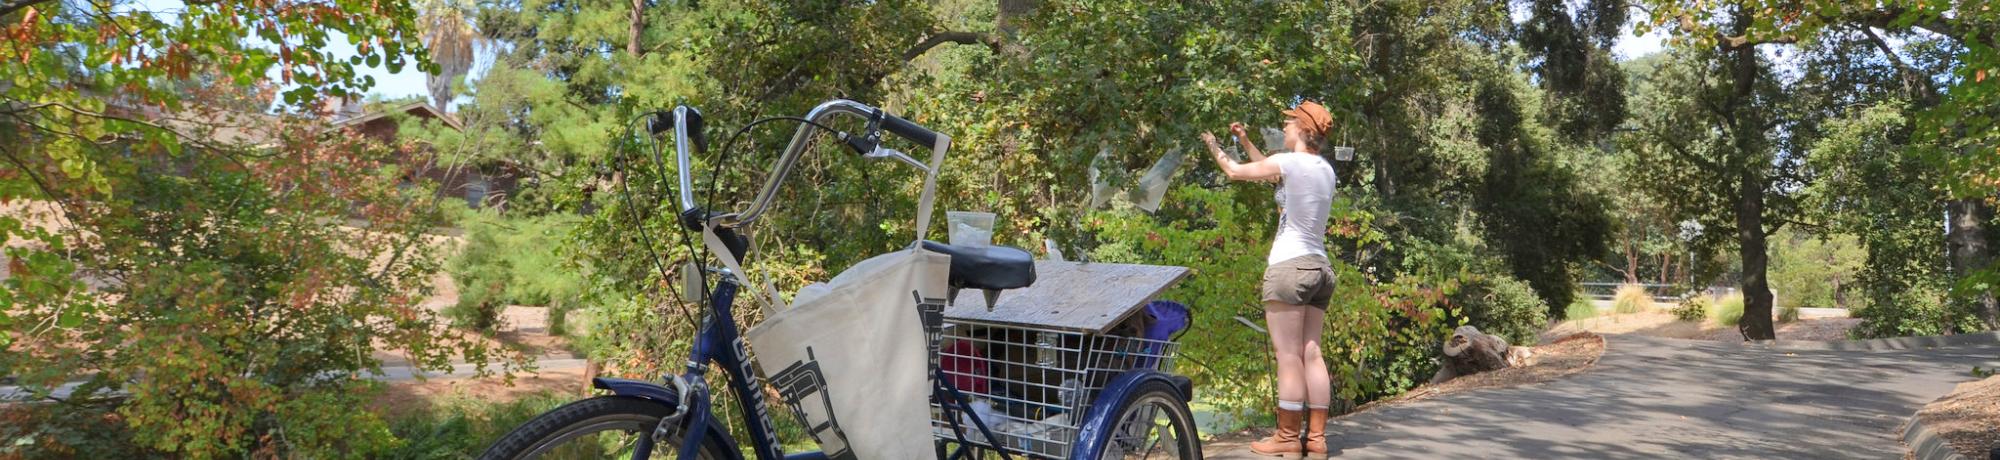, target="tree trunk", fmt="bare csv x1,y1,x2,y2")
1624,242,1640,284
1724,10,1776,341
1659,253,1672,285
627,0,645,56
1948,198,2000,330
1736,169,1776,340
